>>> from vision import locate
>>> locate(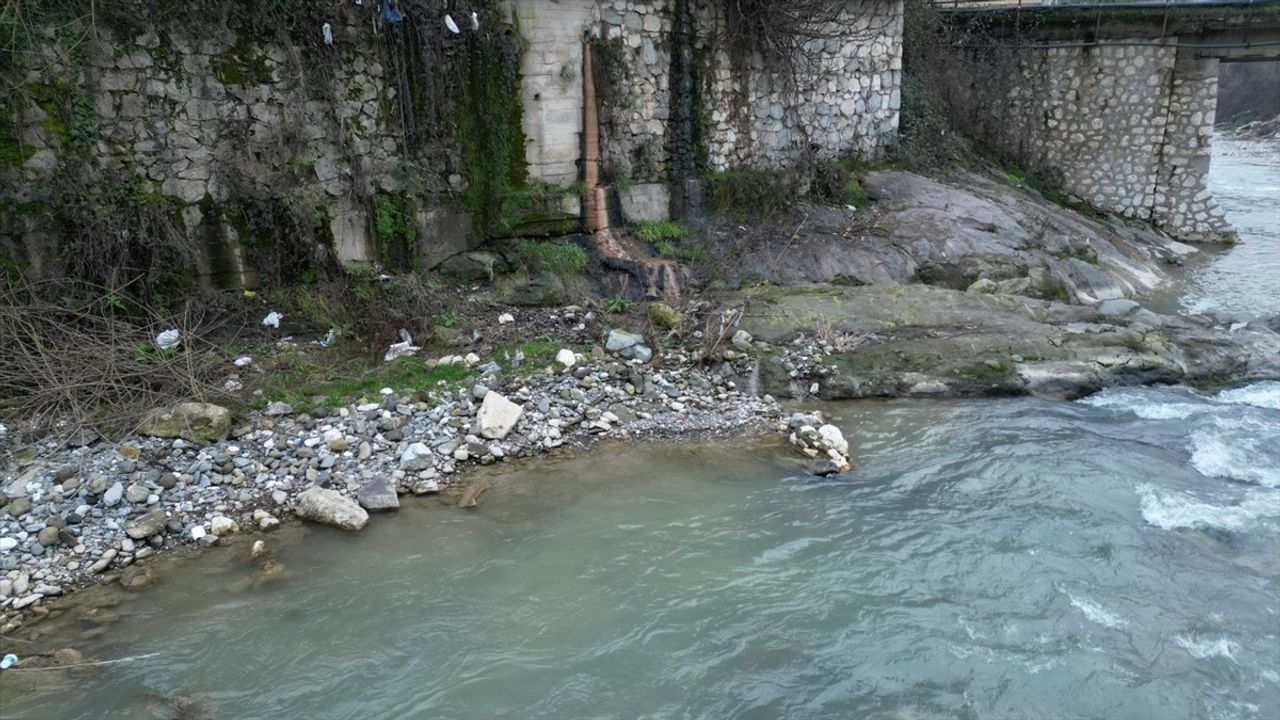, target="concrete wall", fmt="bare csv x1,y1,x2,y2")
947,42,1231,242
